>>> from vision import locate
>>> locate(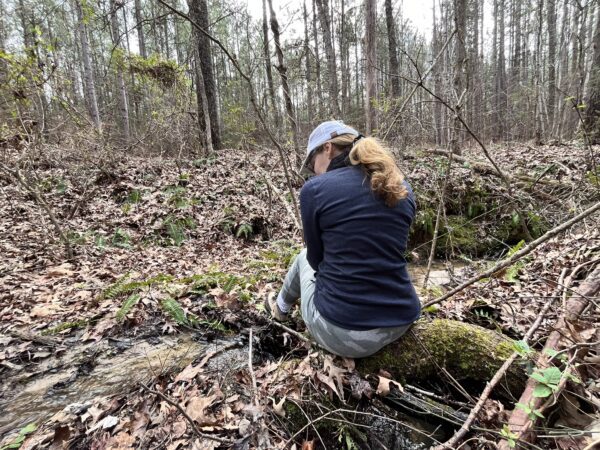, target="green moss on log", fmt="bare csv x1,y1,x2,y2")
357,319,525,394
